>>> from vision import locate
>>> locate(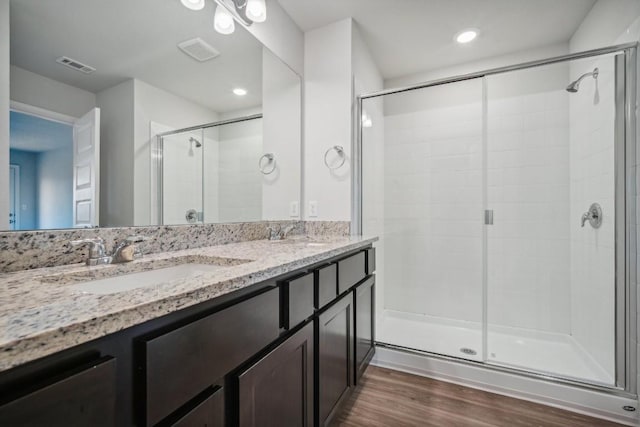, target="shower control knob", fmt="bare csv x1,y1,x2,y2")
580,203,602,229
